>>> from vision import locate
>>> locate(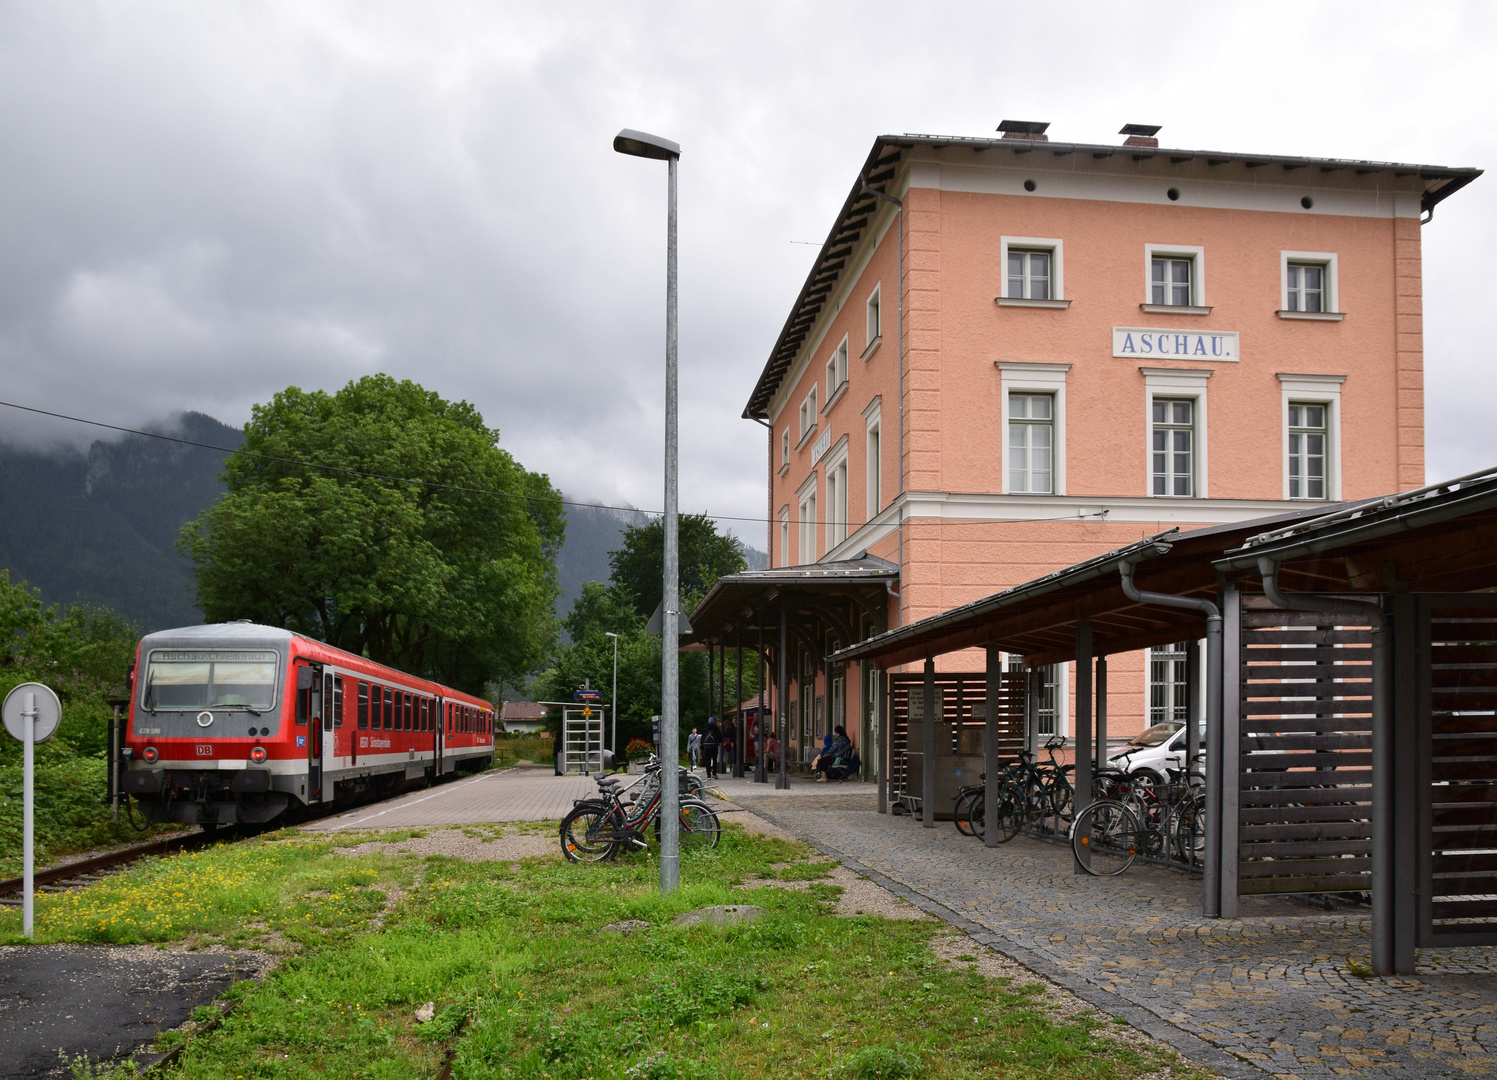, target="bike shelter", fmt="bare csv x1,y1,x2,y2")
831,468,1497,976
